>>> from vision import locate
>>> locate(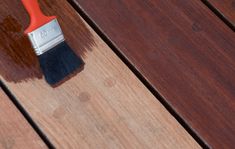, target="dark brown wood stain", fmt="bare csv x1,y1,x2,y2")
38,0,95,57
0,15,42,82
0,0,94,83
72,0,235,148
